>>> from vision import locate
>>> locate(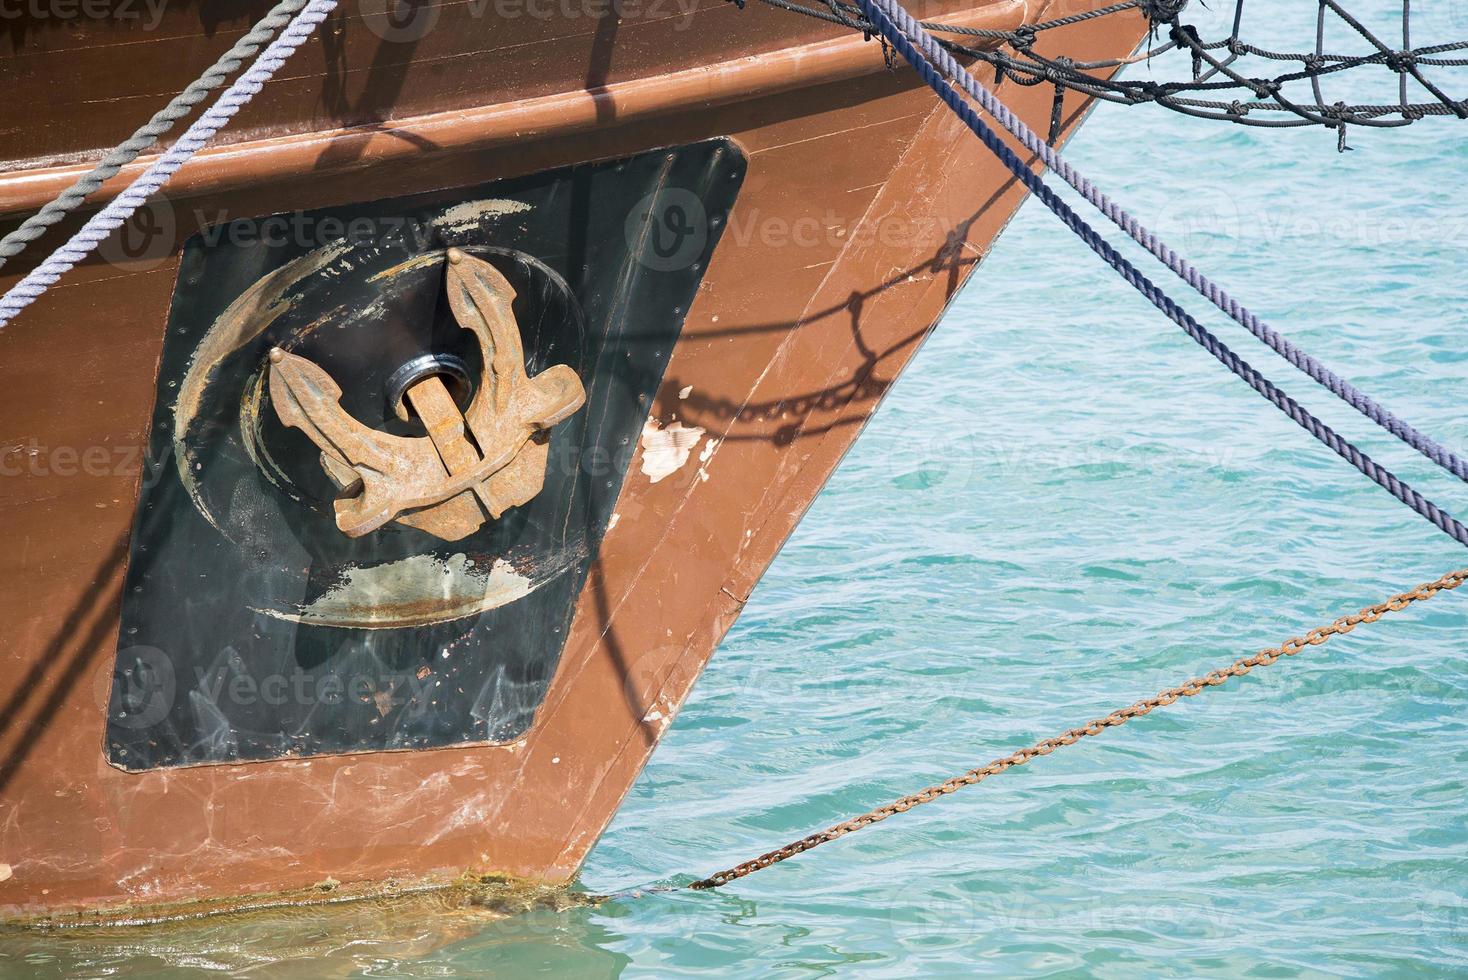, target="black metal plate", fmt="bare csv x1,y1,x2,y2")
107,139,745,770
